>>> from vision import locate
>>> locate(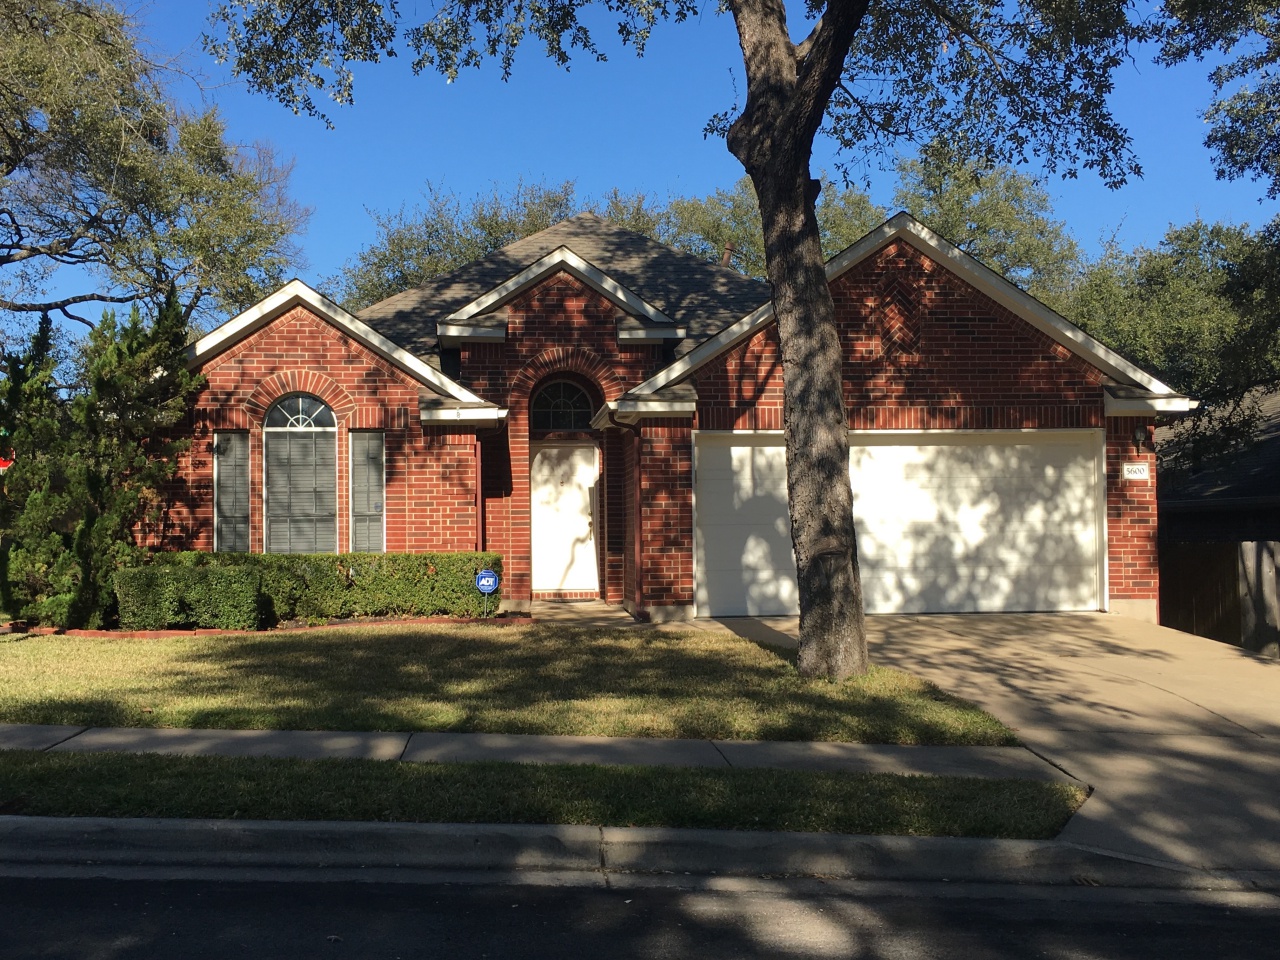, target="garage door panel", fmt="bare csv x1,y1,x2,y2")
695,432,1101,617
